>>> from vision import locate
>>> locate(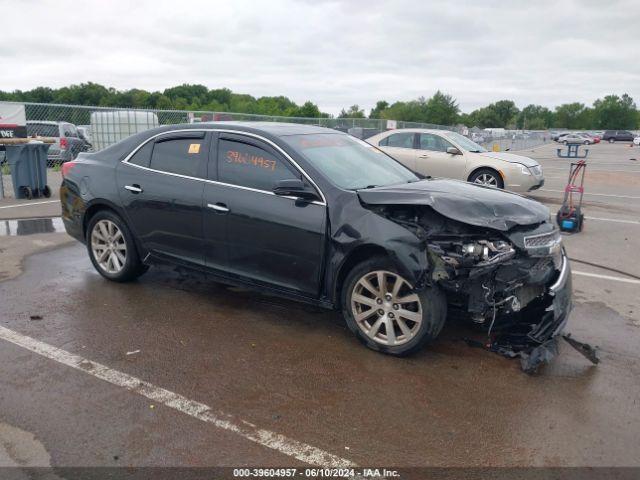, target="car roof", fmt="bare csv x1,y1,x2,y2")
374,128,455,136
27,120,61,125
177,121,337,137
97,122,346,160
